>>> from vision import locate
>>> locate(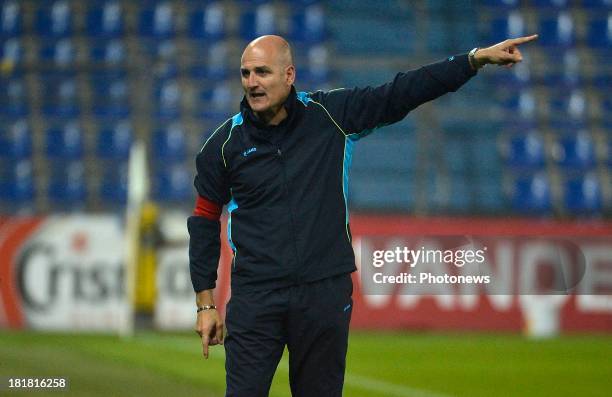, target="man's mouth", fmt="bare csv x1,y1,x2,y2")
250,92,266,98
